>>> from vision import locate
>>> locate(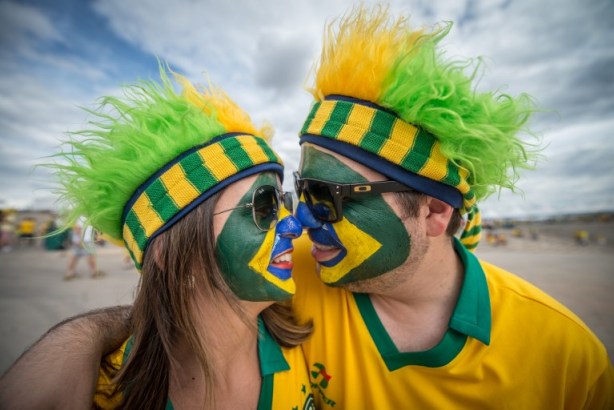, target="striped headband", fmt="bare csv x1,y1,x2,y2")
300,96,481,250
122,133,284,269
